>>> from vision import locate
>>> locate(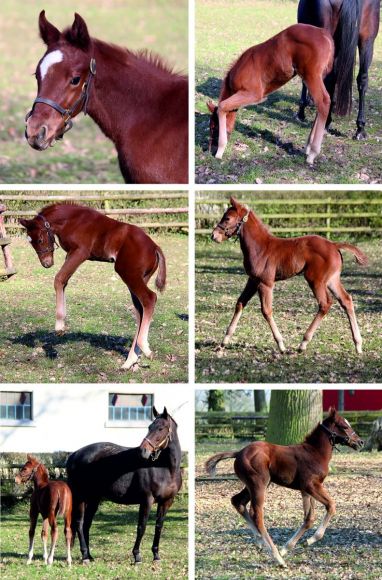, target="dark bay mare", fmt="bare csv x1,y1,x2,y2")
205,408,364,567
297,0,380,139
20,203,166,370
15,455,72,566
212,198,368,354
66,407,182,564
25,11,188,184
207,24,334,164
